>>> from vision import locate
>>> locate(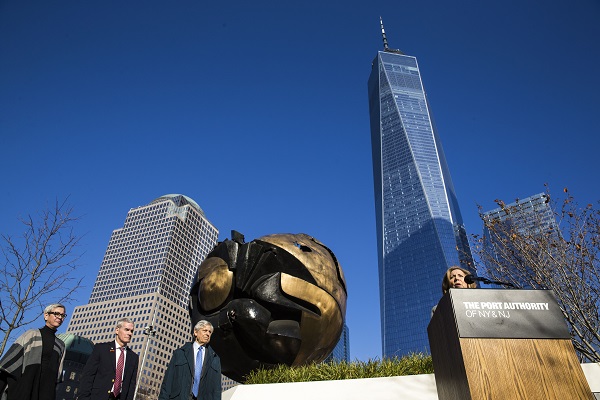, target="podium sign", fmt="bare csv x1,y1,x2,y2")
450,288,571,339
428,289,594,400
